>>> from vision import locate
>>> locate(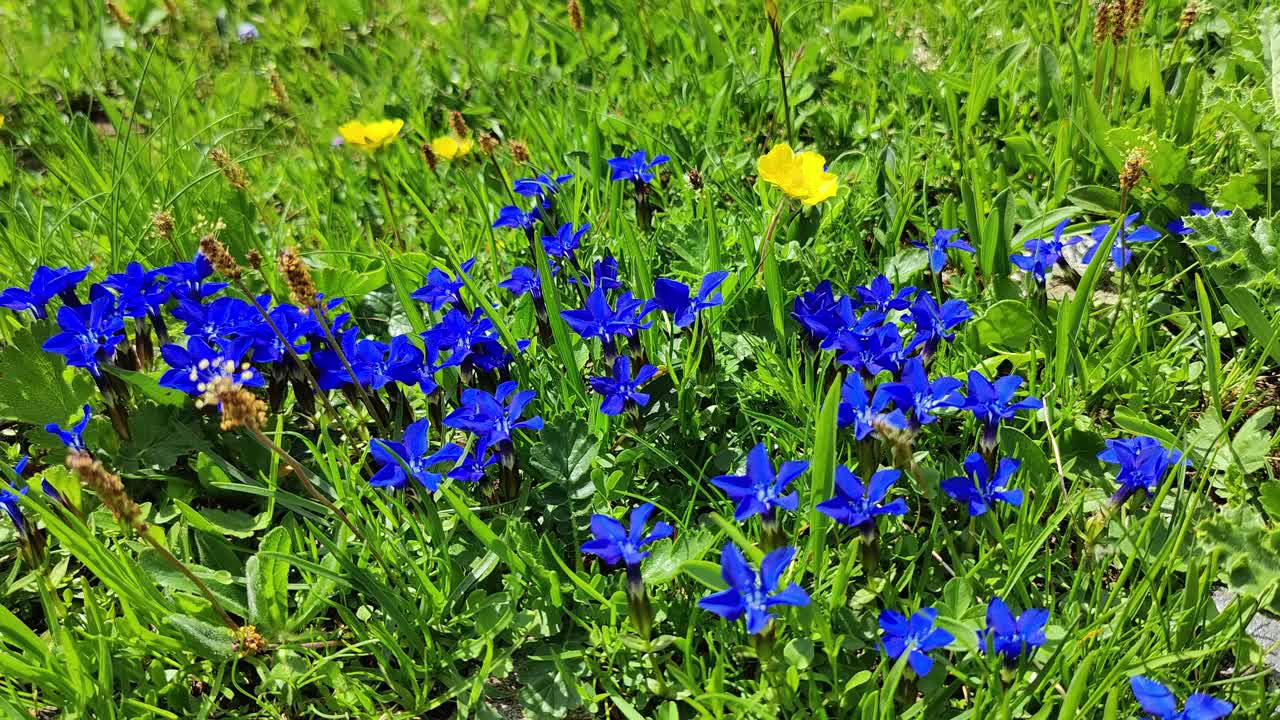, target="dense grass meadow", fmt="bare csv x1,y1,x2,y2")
3,0,1280,717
